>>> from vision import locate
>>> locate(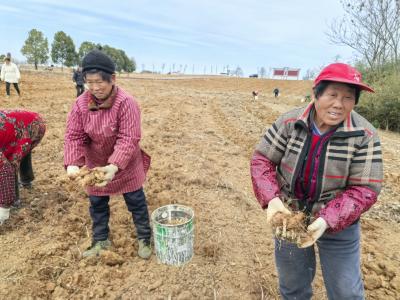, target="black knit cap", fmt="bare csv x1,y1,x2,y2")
82,50,115,74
